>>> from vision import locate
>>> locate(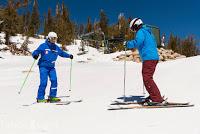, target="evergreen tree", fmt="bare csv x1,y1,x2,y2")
0,0,29,55
79,24,85,36
22,11,31,35
86,17,92,33
2,0,21,45
167,34,179,52
29,0,40,36
167,34,199,57
181,36,199,57
54,2,61,34
43,14,47,35
56,2,74,48
93,21,100,32
43,8,54,35
118,13,126,37
17,0,29,35
99,9,108,36
0,8,5,32
73,23,79,38
108,25,120,38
